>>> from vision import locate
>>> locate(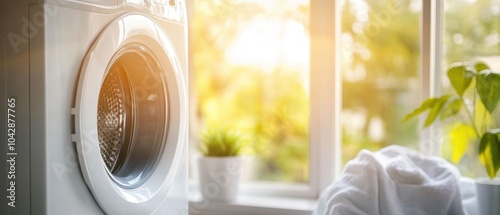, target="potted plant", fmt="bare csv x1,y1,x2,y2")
197,129,244,202
403,61,500,215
